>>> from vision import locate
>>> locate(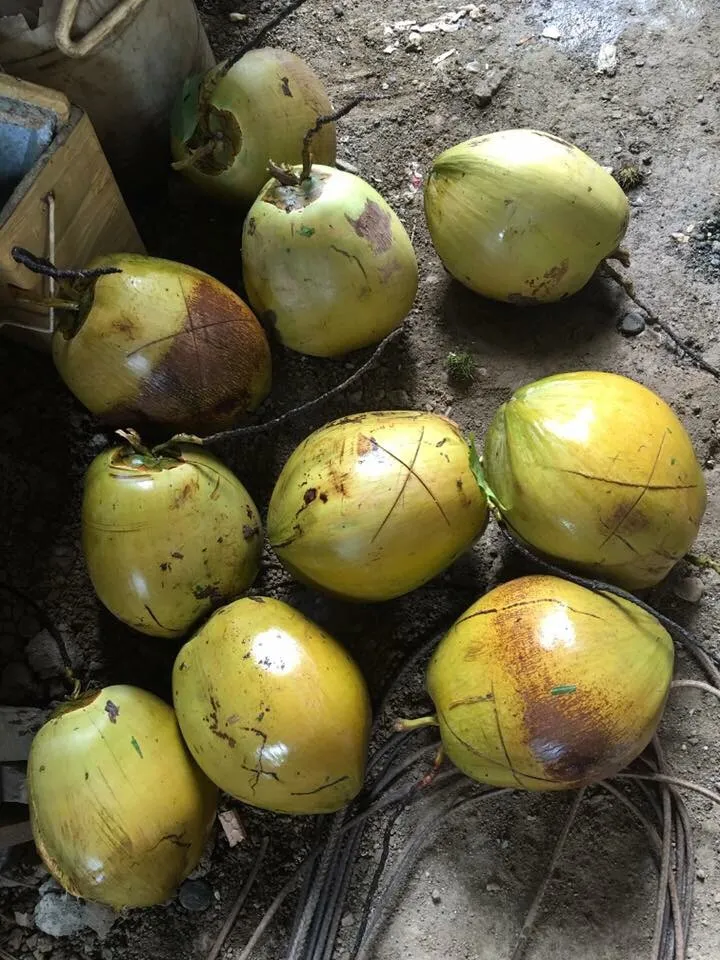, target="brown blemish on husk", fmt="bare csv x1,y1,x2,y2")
522,696,622,782
346,199,393,254
207,695,236,748
280,76,292,97
112,315,136,336
357,434,373,456
107,277,271,434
